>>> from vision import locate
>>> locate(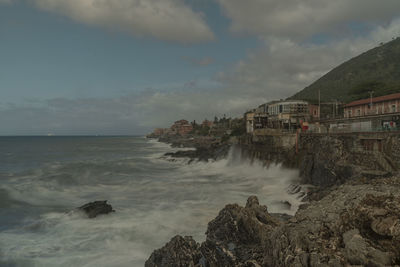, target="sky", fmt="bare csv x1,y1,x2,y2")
1,0,400,135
